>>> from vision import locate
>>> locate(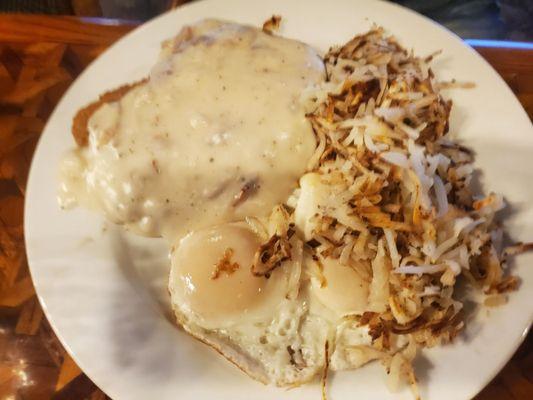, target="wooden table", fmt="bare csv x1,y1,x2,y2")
0,14,531,400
